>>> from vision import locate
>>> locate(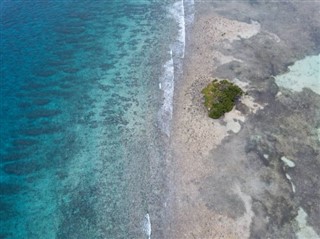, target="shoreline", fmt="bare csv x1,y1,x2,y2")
165,1,320,238
166,6,263,238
